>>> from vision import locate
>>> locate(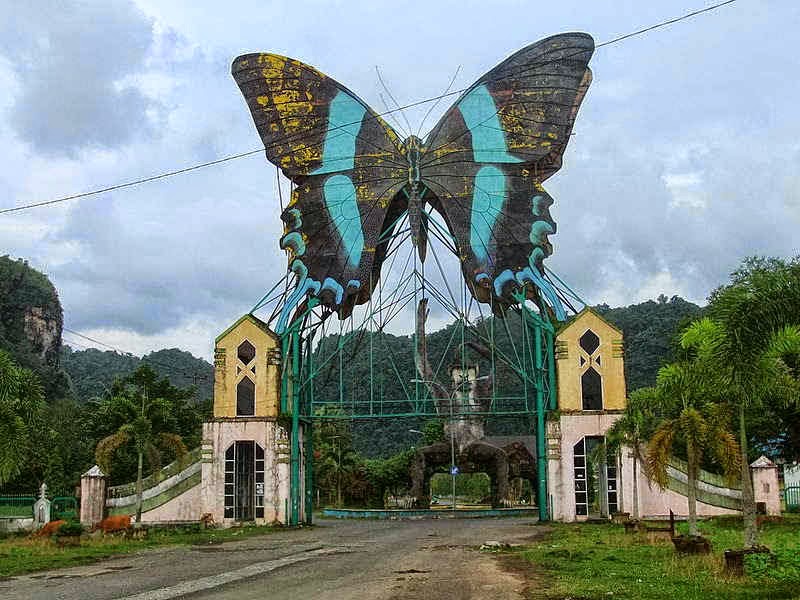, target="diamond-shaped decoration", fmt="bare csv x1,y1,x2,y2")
237,340,256,364
579,329,600,355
